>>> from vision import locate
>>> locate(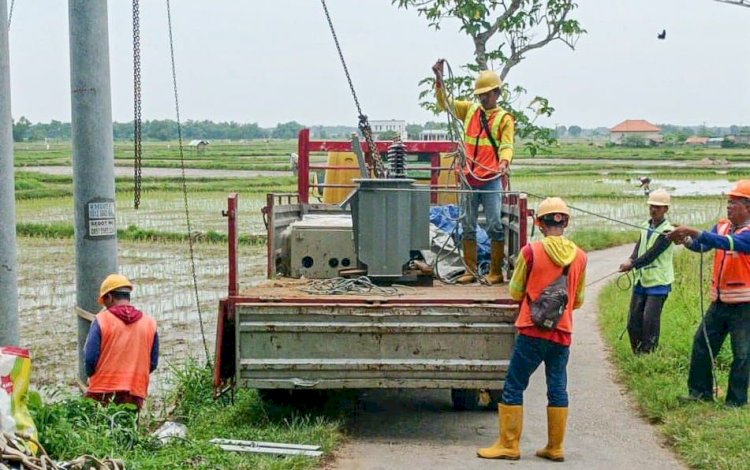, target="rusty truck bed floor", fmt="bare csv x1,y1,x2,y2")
237,278,513,303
